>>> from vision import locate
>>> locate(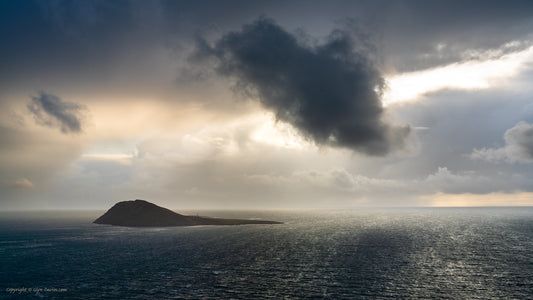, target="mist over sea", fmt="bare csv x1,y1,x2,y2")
1,208,532,299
